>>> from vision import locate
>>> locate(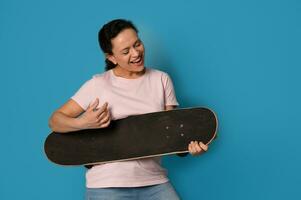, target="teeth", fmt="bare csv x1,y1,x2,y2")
132,57,141,63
